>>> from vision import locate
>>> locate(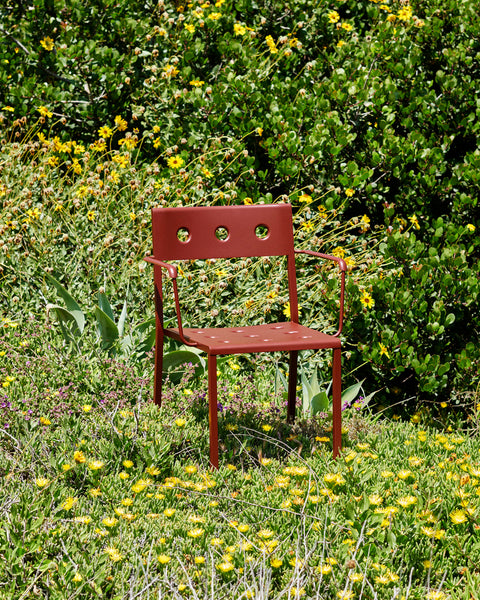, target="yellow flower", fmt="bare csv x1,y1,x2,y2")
175,418,186,427
164,508,176,517
450,509,467,524
105,547,123,561
114,115,128,131
187,528,205,538
360,291,374,308
328,11,340,23
185,465,197,475
341,22,353,31
60,496,78,510
409,214,420,229
88,460,104,471
146,465,161,476
123,460,134,468
98,126,113,139
82,405,92,413
2,106,14,112
102,517,118,527
87,210,96,222
72,572,82,583
89,488,101,497
190,79,205,87
217,561,234,573
195,556,206,564
397,495,417,508
466,224,475,233
270,558,283,568
158,554,171,564
37,106,53,118
234,23,246,35
265,35,278,54
167,156,185,169
208,12,222,20
298,193,312,203
35,477,50,488
426,591,448,600
40,417,51,425
74,450,86,464
40,36,54,51
379,343,390,358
